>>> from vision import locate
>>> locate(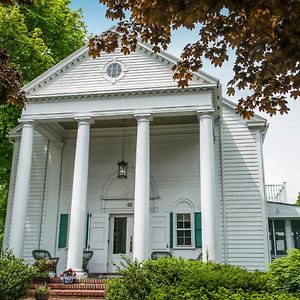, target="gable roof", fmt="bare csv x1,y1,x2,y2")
23,39,219,99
